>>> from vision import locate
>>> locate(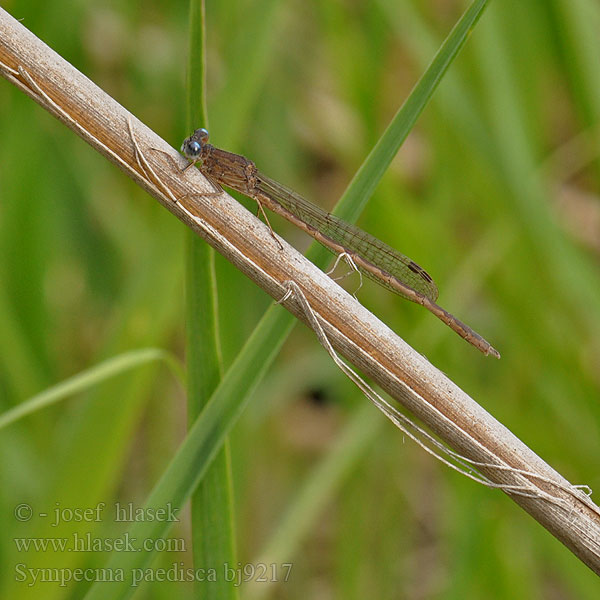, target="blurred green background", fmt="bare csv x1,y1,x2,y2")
1,0,599,597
